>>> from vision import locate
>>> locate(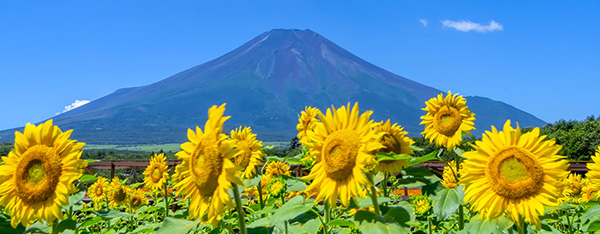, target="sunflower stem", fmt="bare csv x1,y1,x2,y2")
163,181,169,218
517,216,525,234
382,172,389,198
324,202,331,234
366,173,382,216
256,167,265,210
454,152,464,230
232,183,247,234
428,216,433,234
